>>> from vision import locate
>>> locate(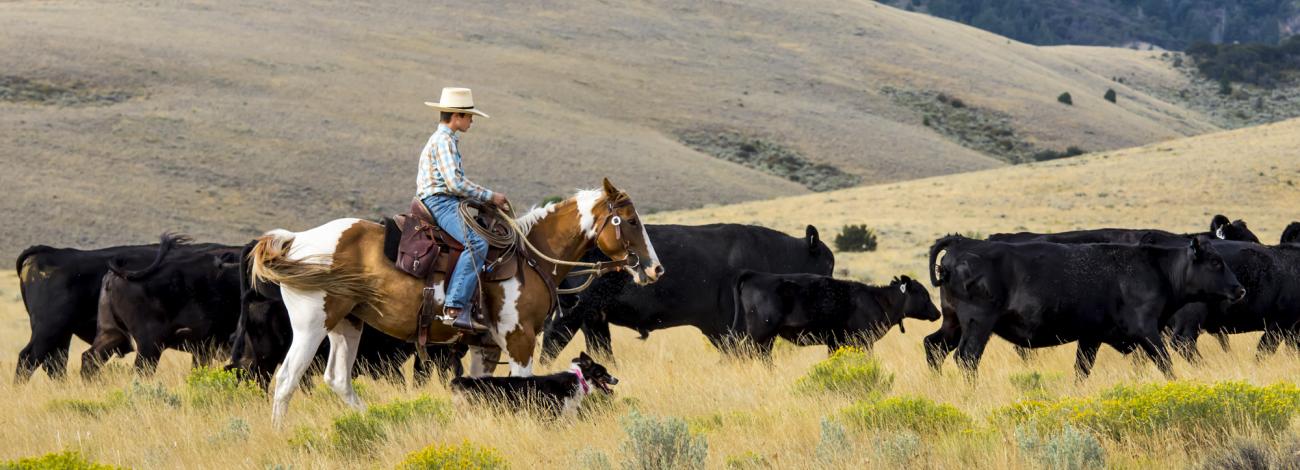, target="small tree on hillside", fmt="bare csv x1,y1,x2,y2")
1104,89,1117,103
835,225,878,252
1057,92,1073,105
